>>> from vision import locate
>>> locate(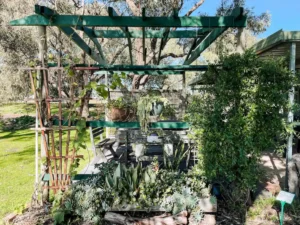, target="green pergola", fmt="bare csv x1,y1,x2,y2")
10,5,248,187
10,4,247,129
11,5,247,69
10,4,247,132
